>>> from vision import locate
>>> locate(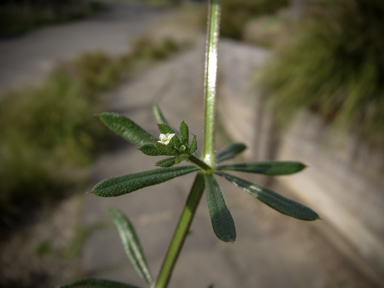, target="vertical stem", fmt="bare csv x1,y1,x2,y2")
154,173,205,288
202,0,221,168
154,1,221,287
